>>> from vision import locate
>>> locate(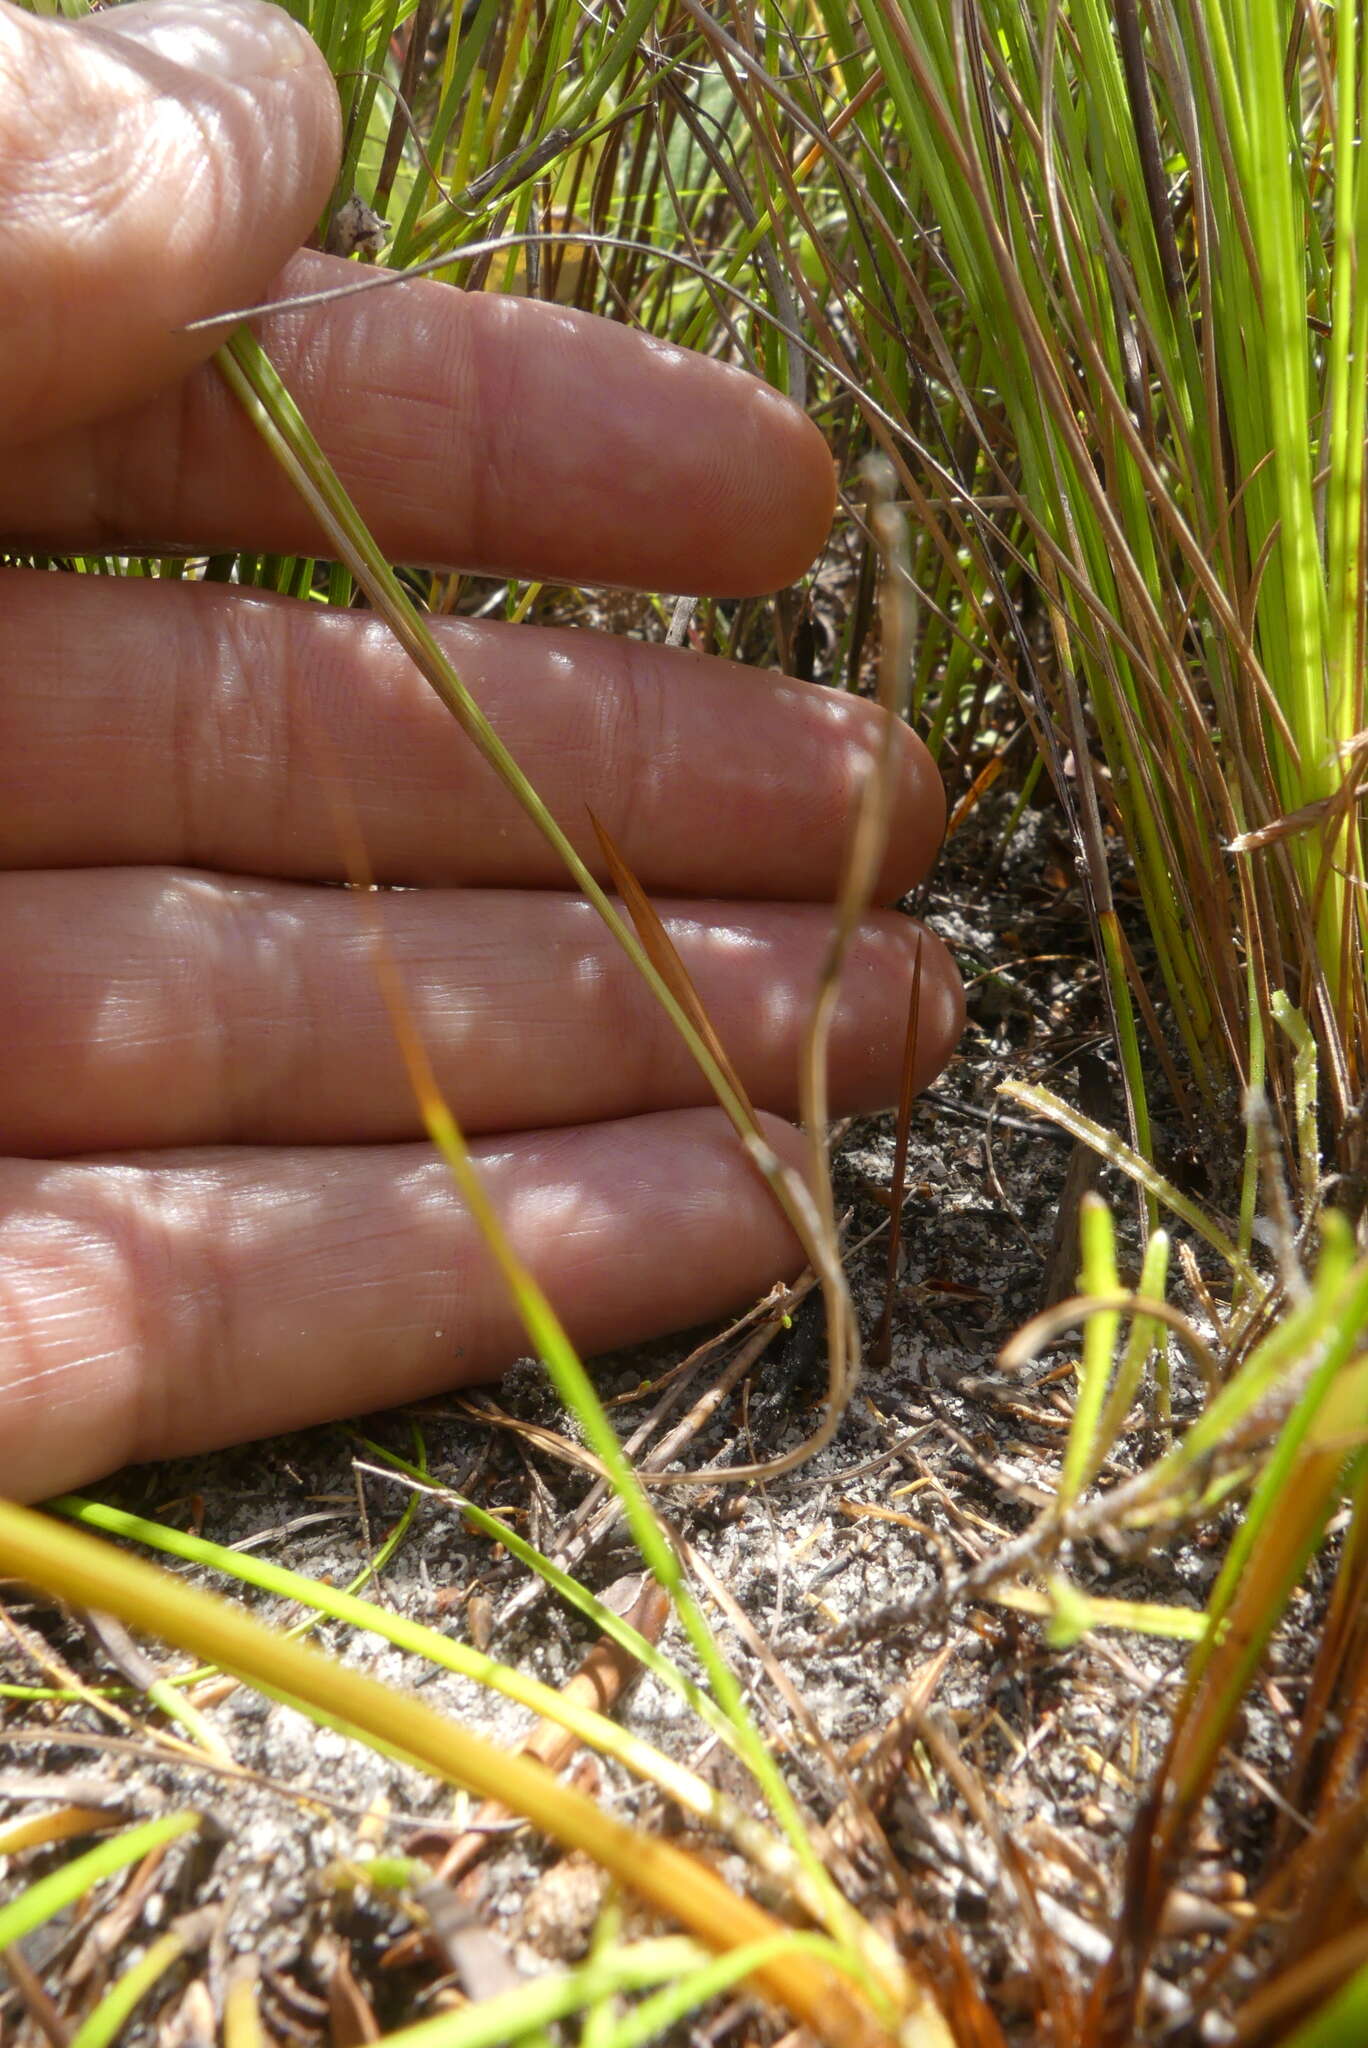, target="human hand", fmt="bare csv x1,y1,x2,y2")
0,0,963,1503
